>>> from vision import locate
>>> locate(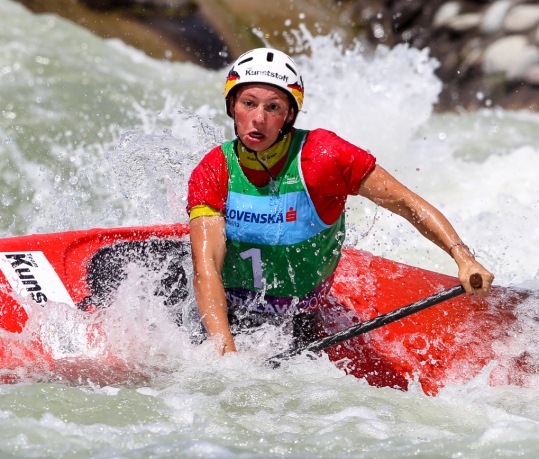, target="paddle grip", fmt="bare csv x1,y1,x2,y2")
470,273,482,289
